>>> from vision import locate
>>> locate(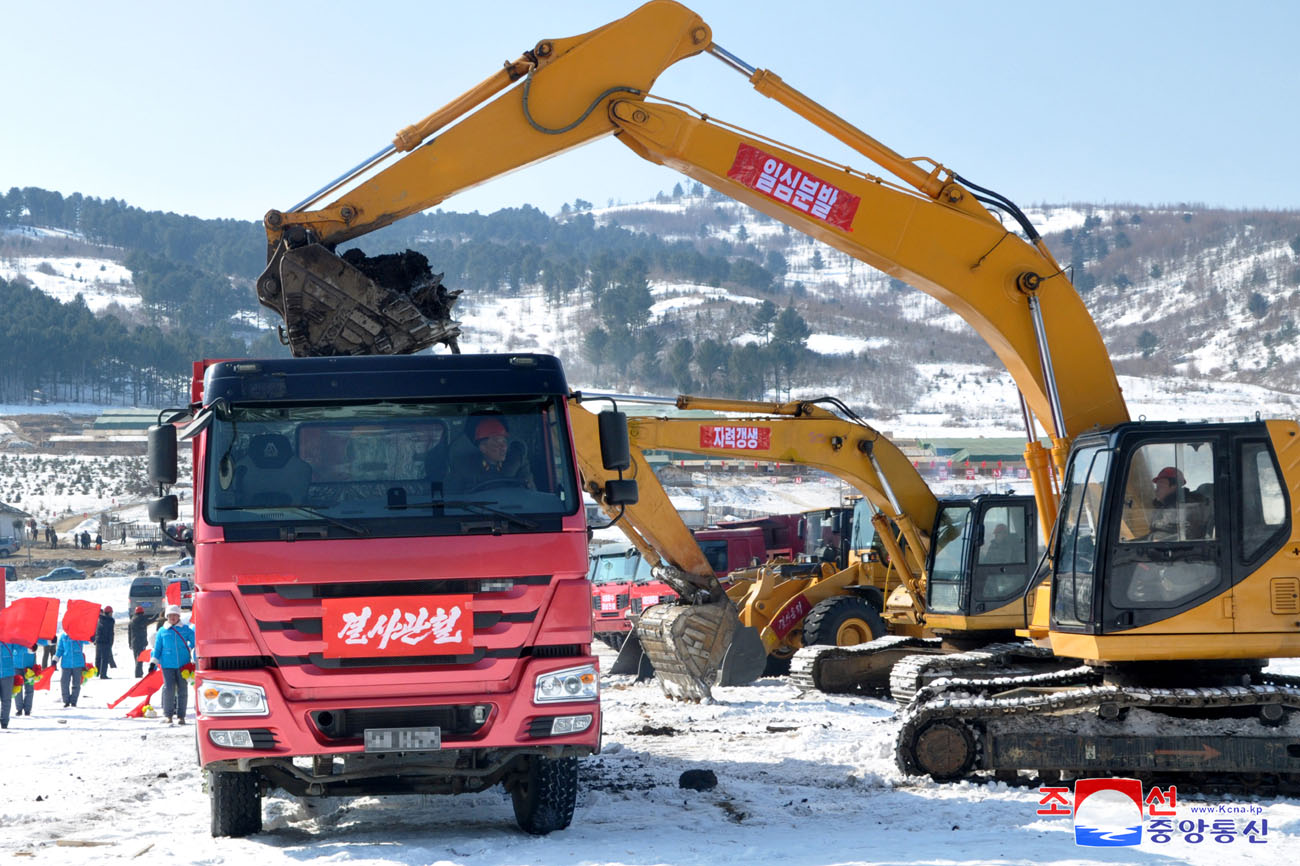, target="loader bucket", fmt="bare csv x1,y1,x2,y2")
609,631,655,680
257,243,462,357
633,600,764,701
717,624,767,686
